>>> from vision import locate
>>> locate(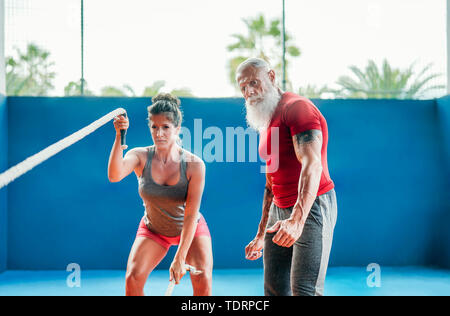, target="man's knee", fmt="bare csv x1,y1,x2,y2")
291,283,319,296
264,282,292,296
